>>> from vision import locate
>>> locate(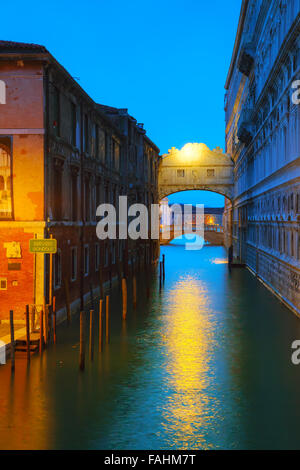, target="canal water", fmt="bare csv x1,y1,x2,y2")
1,244,300,450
